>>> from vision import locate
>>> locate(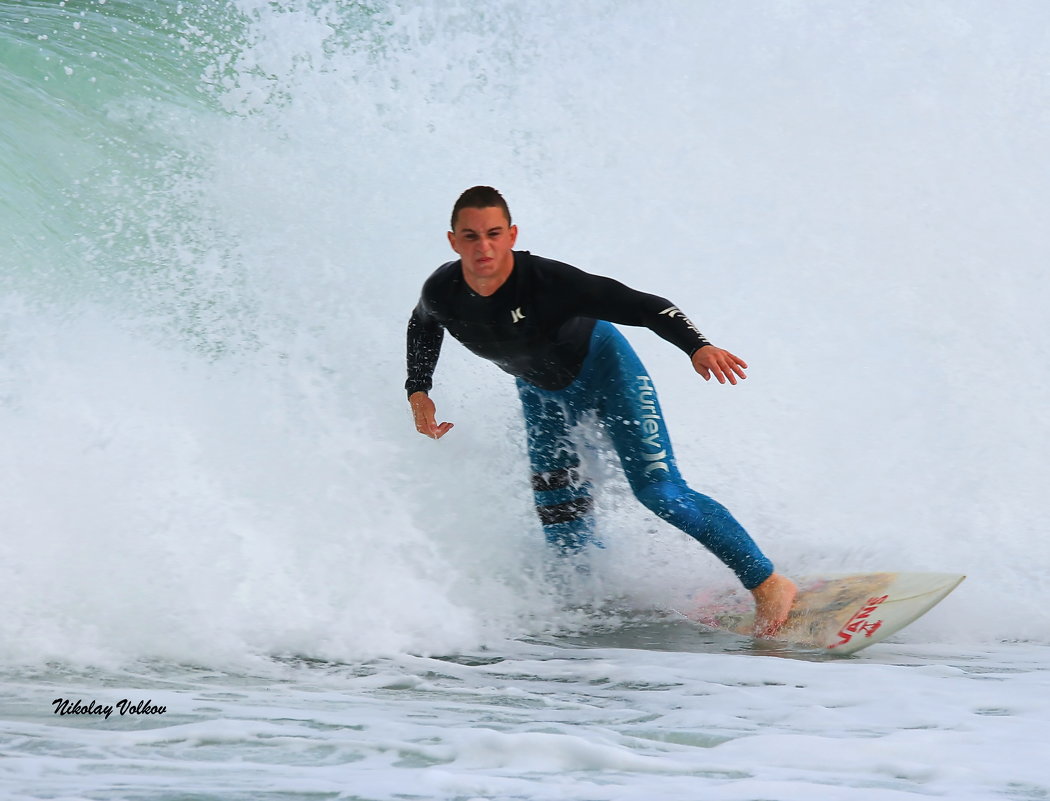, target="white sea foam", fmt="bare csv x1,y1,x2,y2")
2,640,1048,799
